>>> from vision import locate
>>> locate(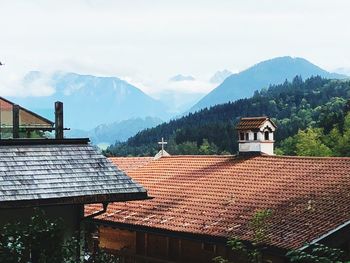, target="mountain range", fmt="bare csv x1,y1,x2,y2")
169,74,195,82
106,76,350,156
190,56,347,112
8,56,349,147
11,72,171,130
67,116,163,147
